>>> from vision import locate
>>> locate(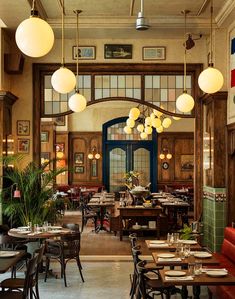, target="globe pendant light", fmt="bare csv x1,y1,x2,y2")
68,10,87,112
51,0,76,94
176,10,195,113
198,0,223,94
129,107,140,120
15,0,54,58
